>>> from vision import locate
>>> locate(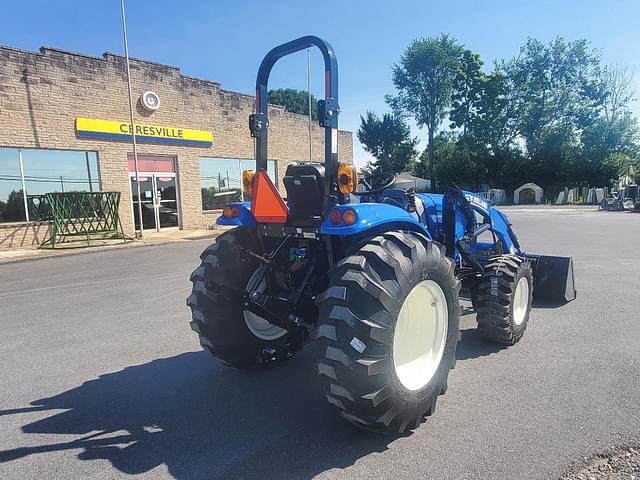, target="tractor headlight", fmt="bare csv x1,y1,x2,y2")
242,170,255,195
337,162,358,194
